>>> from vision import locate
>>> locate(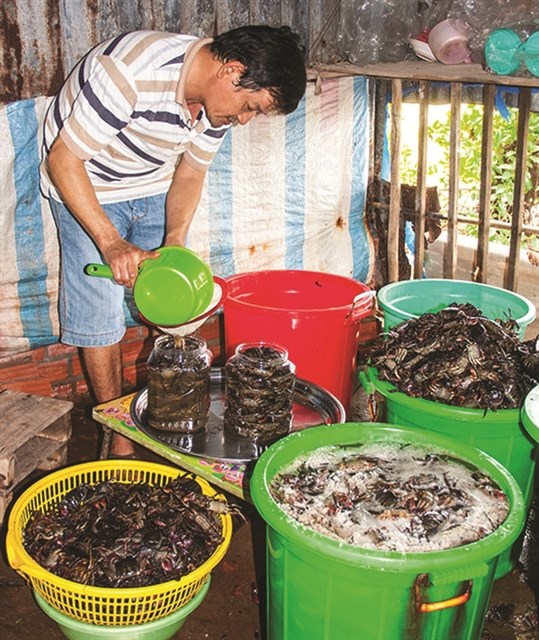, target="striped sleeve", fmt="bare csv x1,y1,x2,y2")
183,124,230,171
60,55,138,160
